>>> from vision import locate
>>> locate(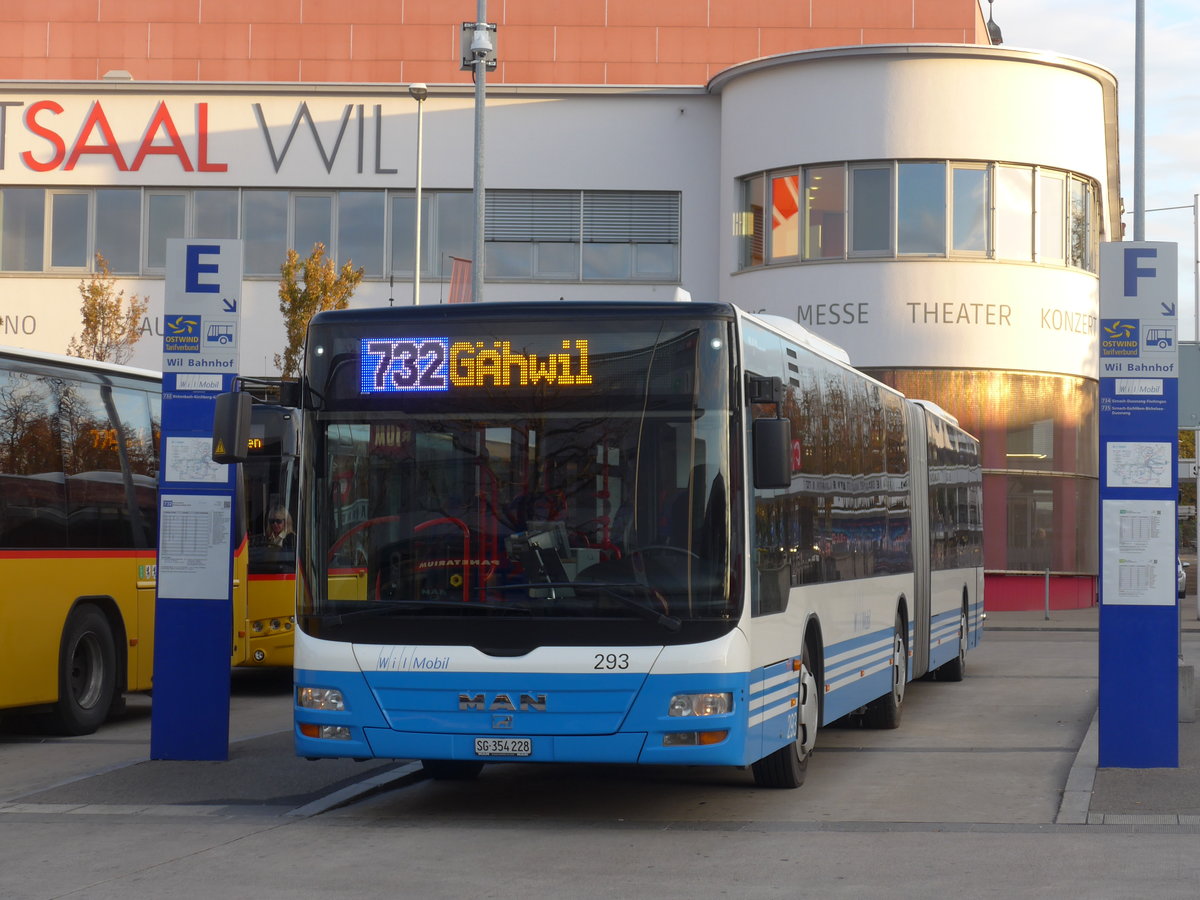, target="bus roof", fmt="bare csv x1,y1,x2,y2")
0,344,160,383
